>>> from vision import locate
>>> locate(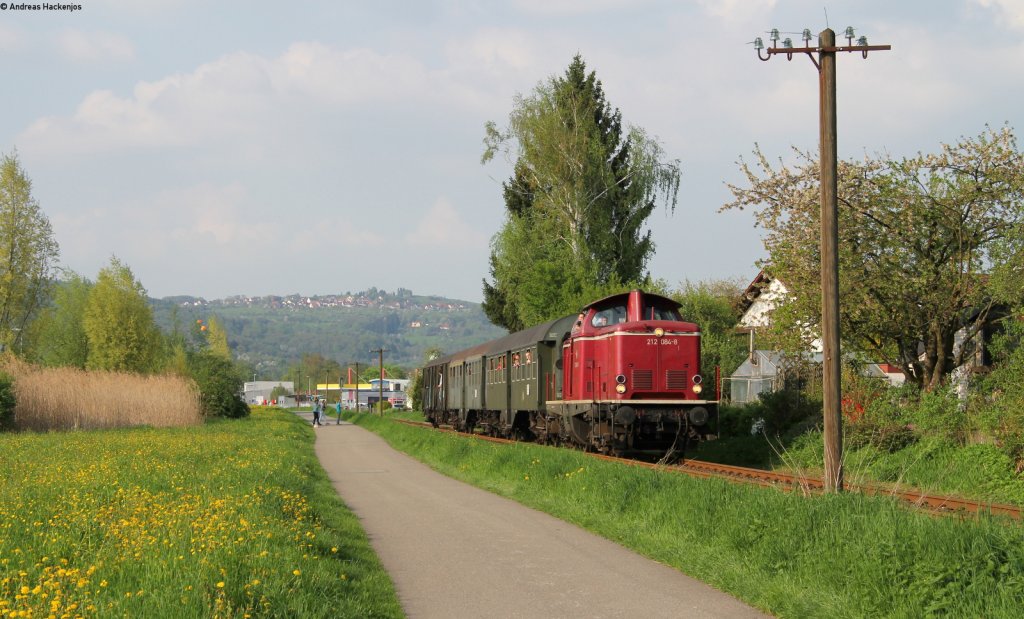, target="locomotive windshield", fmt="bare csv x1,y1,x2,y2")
643,302,681,321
